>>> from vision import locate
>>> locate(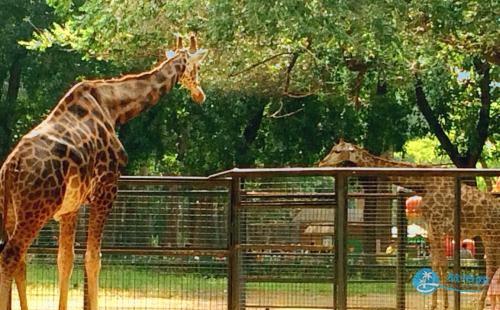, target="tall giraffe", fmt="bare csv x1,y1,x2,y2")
0,34,207,310
319,140,499,310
